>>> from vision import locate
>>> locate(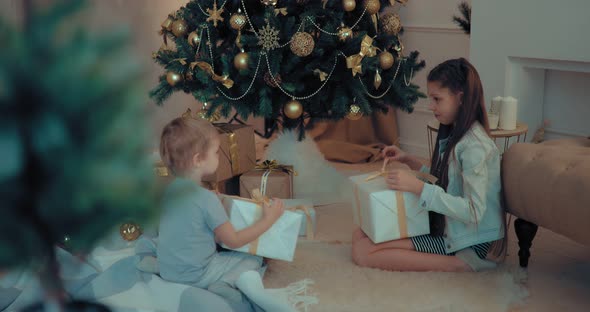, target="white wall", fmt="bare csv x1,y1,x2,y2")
470,0,590,140
396,0,471,158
